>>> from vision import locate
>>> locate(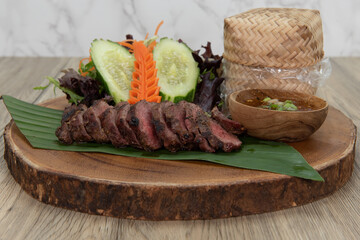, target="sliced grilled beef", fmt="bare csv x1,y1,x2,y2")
115,102,141,149
208,119,242,152
83,100,110,143
56,104,81,144
164,102,194,148
151,101,181,152
127,100,162,151
193,104,242,152
100,106,128,147
61,104,78,124
69,104,93,142
195,108,224,151
211,107,246,135
55,123,73,144
56,99,242,153
182,101,215,152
